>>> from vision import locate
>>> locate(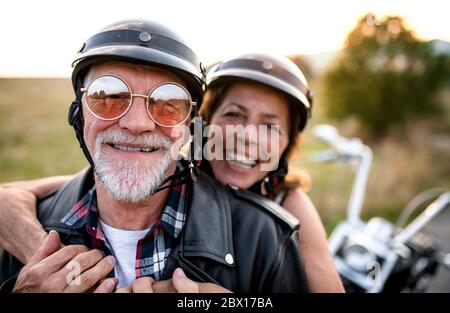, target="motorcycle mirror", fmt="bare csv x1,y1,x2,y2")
312,124,339,144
